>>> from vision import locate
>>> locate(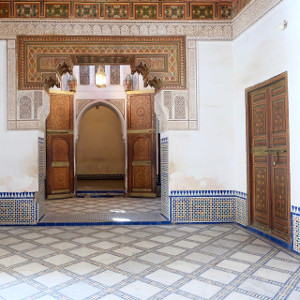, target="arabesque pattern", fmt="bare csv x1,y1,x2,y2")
17,35,185,90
